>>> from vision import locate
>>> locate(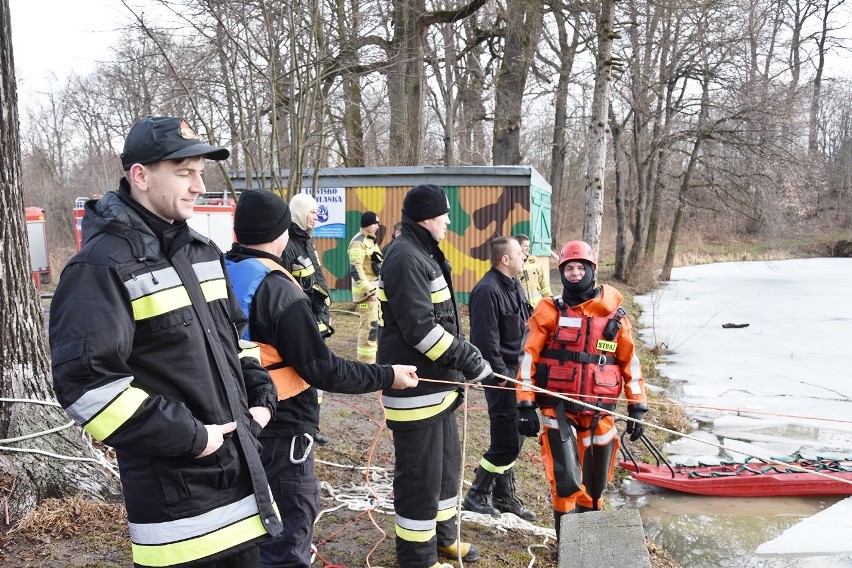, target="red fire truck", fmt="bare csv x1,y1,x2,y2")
26,207,51,289
73,197,236,253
